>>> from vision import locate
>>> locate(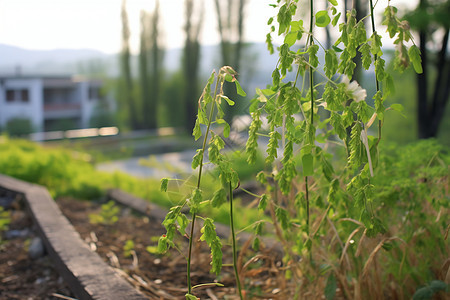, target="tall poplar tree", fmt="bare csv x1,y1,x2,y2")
120,0,140,130
139,1,164,130
214,0,247,123
183,0,204,132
